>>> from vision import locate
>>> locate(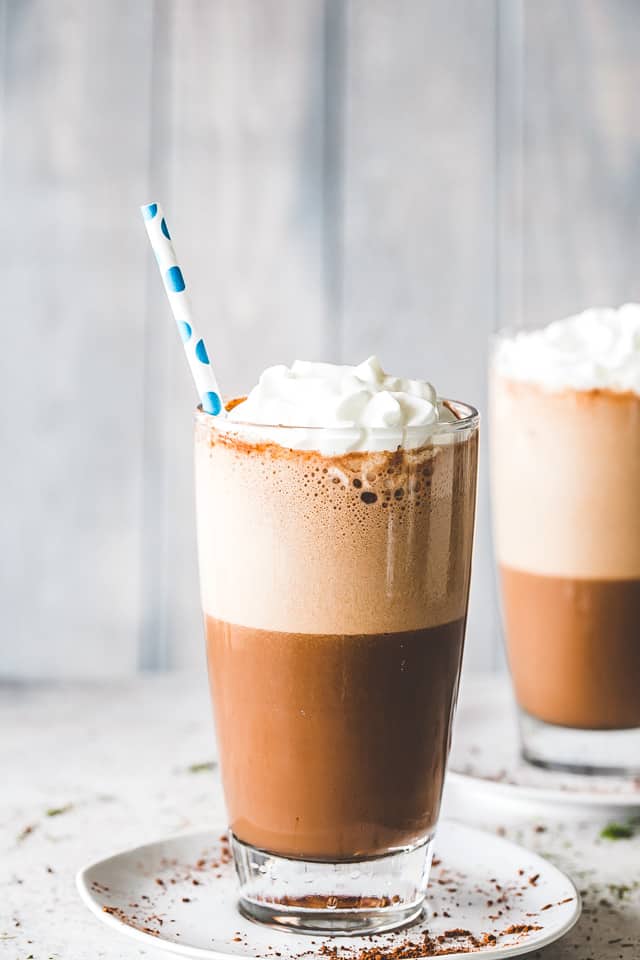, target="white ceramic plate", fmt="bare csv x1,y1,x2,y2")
77,821,580,959
449,680,640,808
